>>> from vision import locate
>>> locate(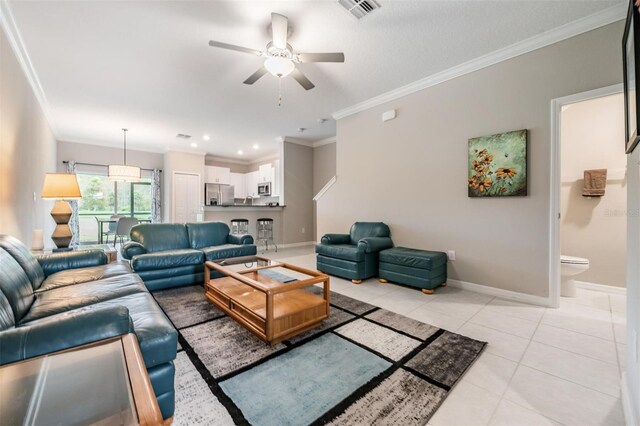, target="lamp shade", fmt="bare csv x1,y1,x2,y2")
108,165,141,182
41,173,82,199
264,57,295,78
